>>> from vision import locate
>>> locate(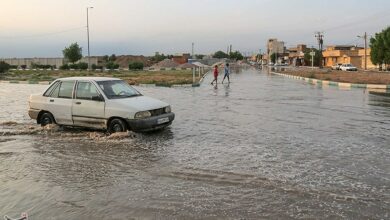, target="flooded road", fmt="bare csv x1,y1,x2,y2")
1,68,389,219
